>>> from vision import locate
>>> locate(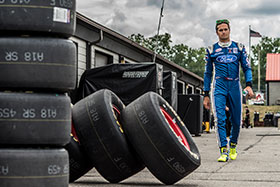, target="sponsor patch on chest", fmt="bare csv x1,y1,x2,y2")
216,55,237,63
228,48,238,54
215,48,222,53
